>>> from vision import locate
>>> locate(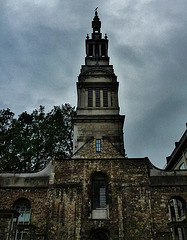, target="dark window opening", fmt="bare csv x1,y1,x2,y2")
88,89,93,107
95,44,99,57
94,27,99,33
96,139,101,152
181,228,187,239
111,96,113,107
101,44,105,56
92,232,108,240
96,89,100,107
173,227,187,240
92,173,107,209
103,89,108,107
88,44,93,56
